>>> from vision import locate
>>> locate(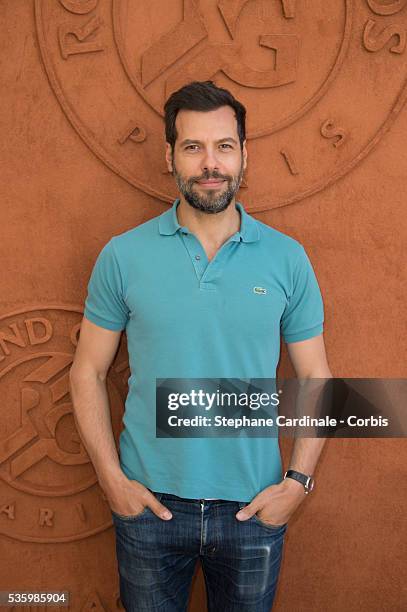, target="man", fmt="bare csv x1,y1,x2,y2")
69,80,332,611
